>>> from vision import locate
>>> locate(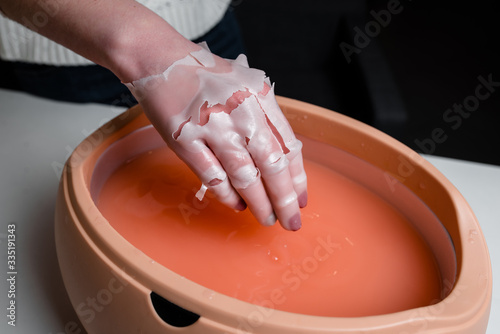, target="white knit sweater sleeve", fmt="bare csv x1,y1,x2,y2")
0,0,230,65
